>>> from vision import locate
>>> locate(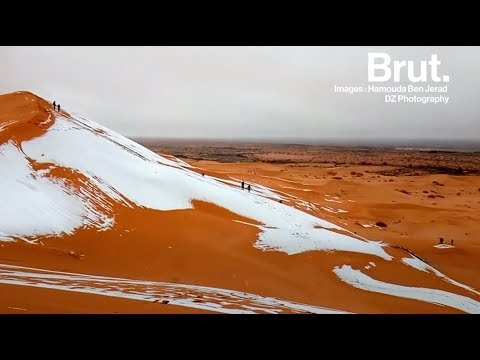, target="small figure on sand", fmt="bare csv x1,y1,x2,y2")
451,239,454,245
247,184,251,192
53,101,56,110
439,237,444,245
57,104,61,112
241,181,245,190
202,172,205,177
